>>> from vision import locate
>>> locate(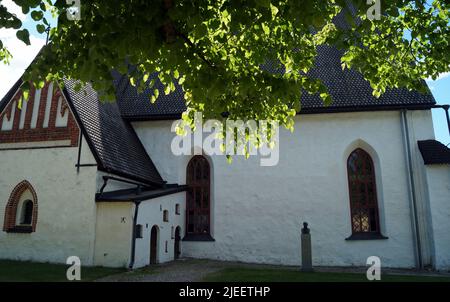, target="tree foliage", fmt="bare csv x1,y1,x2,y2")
1,0,449,132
